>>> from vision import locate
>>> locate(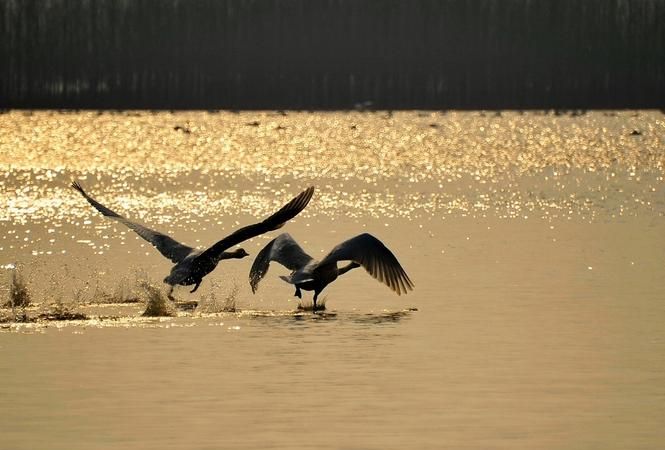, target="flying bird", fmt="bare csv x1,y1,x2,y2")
249,233,413,310
72,182,314,298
